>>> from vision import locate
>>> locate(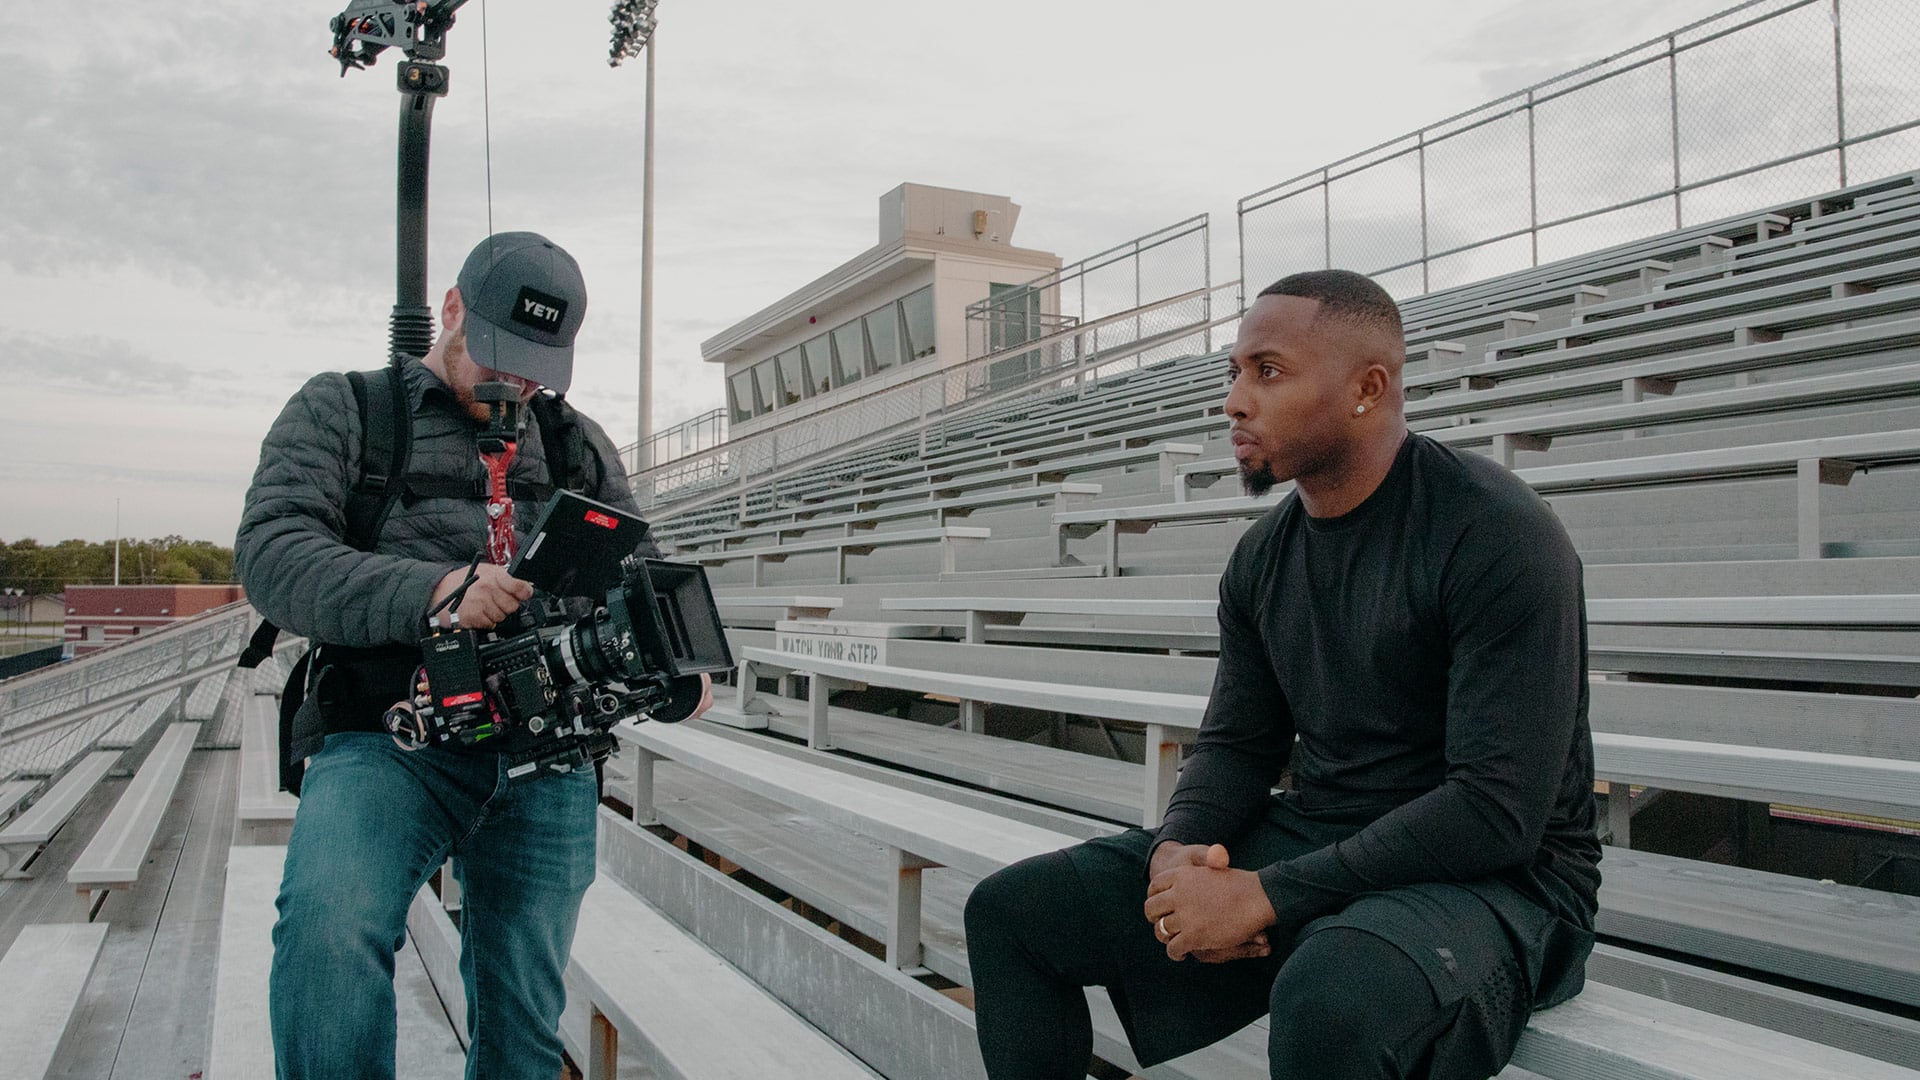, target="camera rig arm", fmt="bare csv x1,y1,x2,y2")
329,0,470,75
